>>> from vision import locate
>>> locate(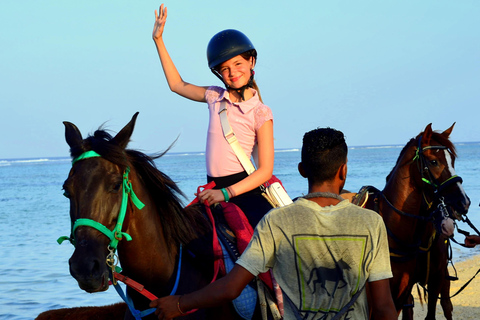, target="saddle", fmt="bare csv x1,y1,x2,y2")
189,182,281,319
351,185,381,211
211,202,279,320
